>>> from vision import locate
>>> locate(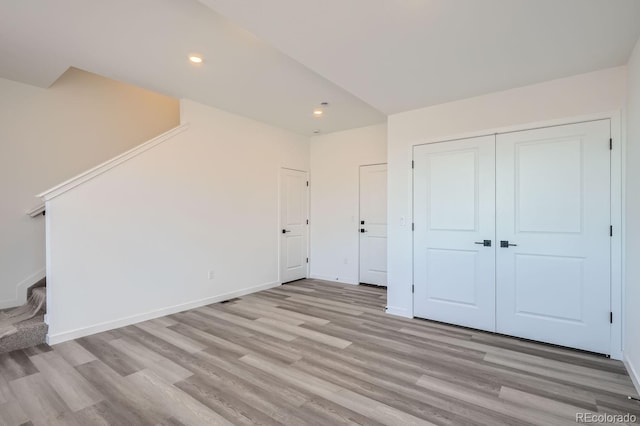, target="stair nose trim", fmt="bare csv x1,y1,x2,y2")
37,123,190,202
